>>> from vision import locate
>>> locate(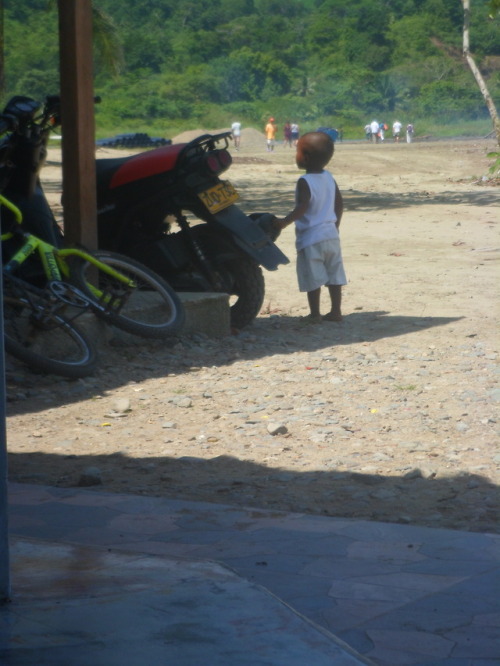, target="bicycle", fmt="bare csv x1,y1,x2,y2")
1,194,185,339
2,267,99,378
